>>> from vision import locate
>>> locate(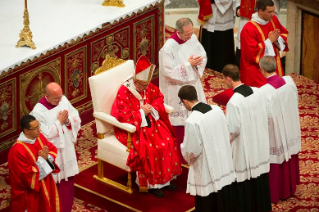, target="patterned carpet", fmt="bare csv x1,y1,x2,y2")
0,71,318,211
